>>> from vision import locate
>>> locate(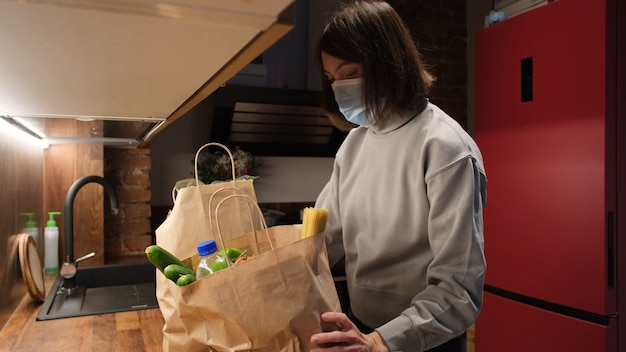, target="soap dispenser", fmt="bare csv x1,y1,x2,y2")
44,211,61,275
21,212,40,249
